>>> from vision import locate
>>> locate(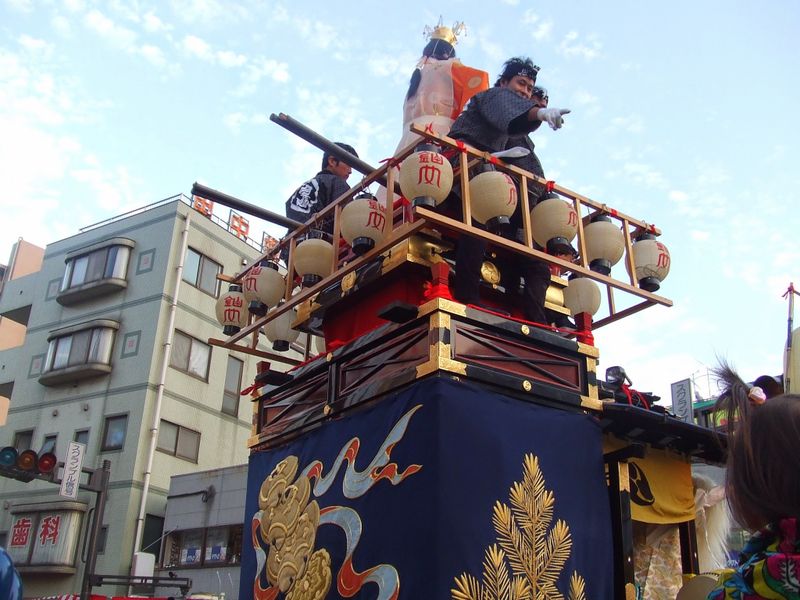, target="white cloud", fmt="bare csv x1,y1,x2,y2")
71,160,138,212
5,0,33,12
142,11,172,33
669,190,688,203
139,44,167,68
234,57,289,95
223,112,247,133
572,89,598,107
367,52,418,84
295,20,339,51
18,35,53,56
51,14,72,36
217,50,247,68
532,20,554,41
522,10,540,25
64,0,86,12
169,0,248,24
690,230,710,241
609,114,645,134
617,162,668,189
84,9,138,50
558,31,602,61
181,34,213,61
